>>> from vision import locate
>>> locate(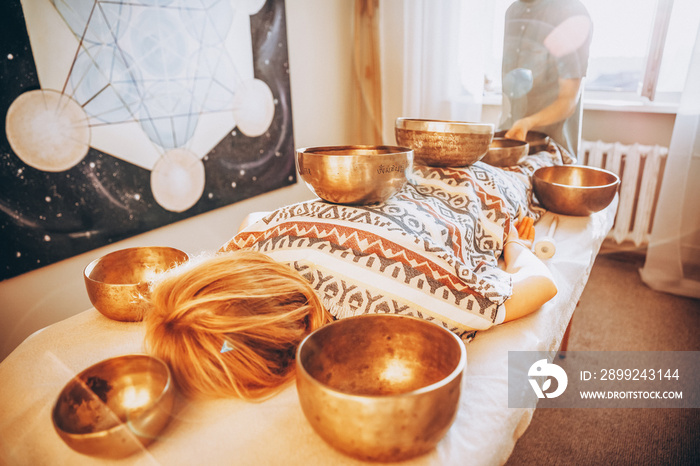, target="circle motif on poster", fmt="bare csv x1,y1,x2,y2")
6,89,90,172
232,78,275,137
150,148,205,212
